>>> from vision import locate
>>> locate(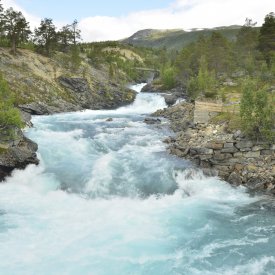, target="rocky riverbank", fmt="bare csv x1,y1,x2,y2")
0,127,39,181
152,101,275,194
0,48,137,115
